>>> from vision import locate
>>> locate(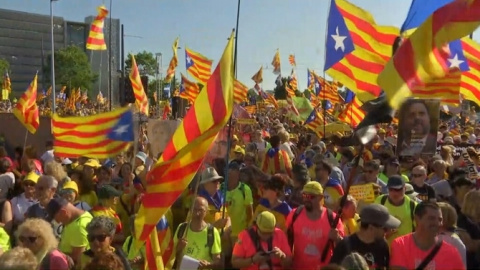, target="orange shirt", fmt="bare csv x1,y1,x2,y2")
390,233,465,270
232,227,292,270
285,207,344,269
